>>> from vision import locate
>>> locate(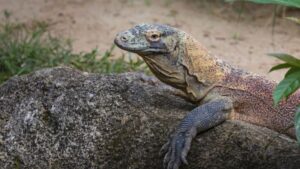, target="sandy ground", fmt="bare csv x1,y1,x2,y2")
1,0,300,81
